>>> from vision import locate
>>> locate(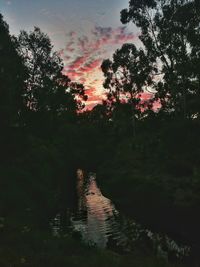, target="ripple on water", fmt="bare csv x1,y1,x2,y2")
51,170,191,259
